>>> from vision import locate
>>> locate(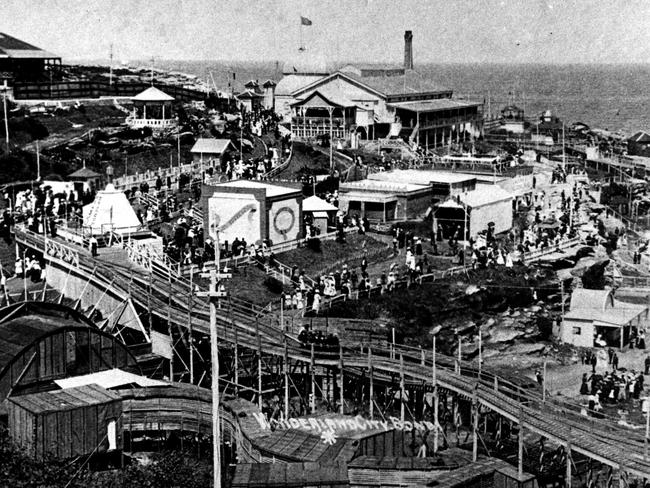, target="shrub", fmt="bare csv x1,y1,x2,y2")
263,276,284,294
537,316,554,340
306,237,322,253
